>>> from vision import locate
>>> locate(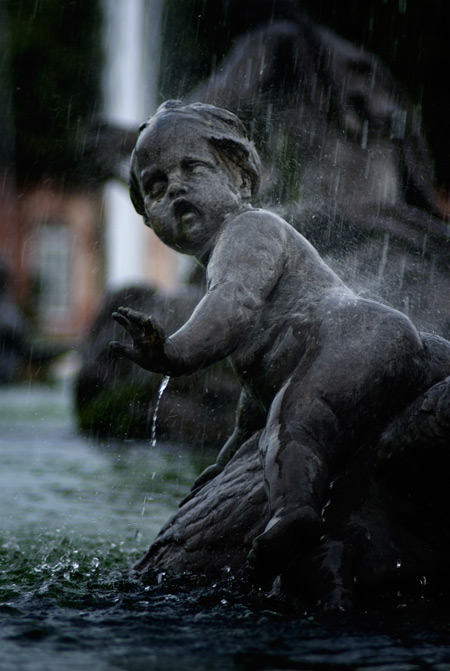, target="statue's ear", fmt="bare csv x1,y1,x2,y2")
129,157,146,218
